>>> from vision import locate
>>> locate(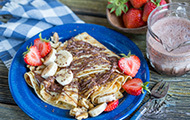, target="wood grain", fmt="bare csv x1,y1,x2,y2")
0,0,190,119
